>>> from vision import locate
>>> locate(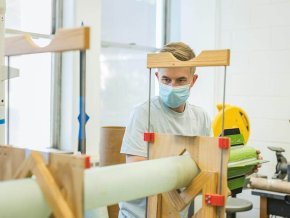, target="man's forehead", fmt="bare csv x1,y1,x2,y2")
158,67,192,76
